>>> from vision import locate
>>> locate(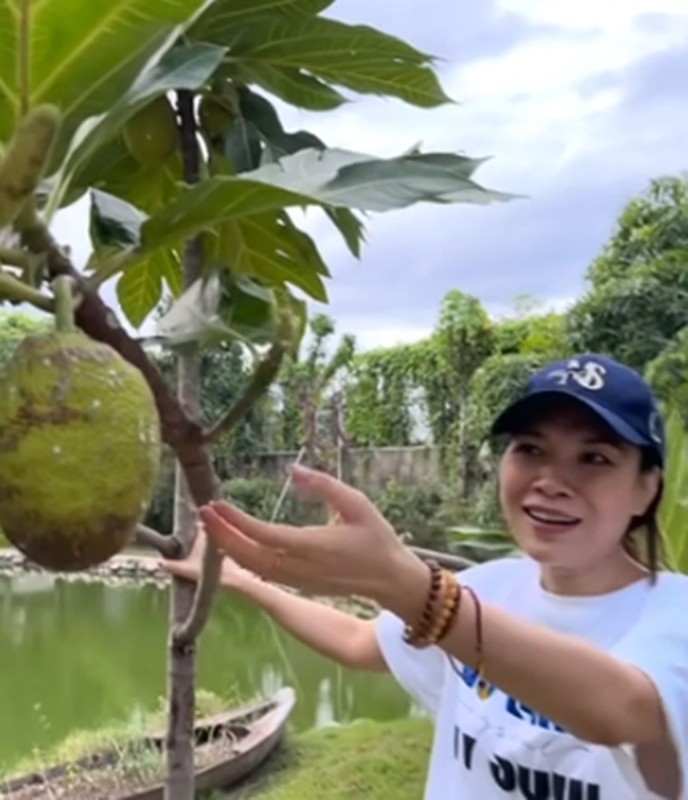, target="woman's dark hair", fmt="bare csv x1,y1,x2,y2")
622,447,665,582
